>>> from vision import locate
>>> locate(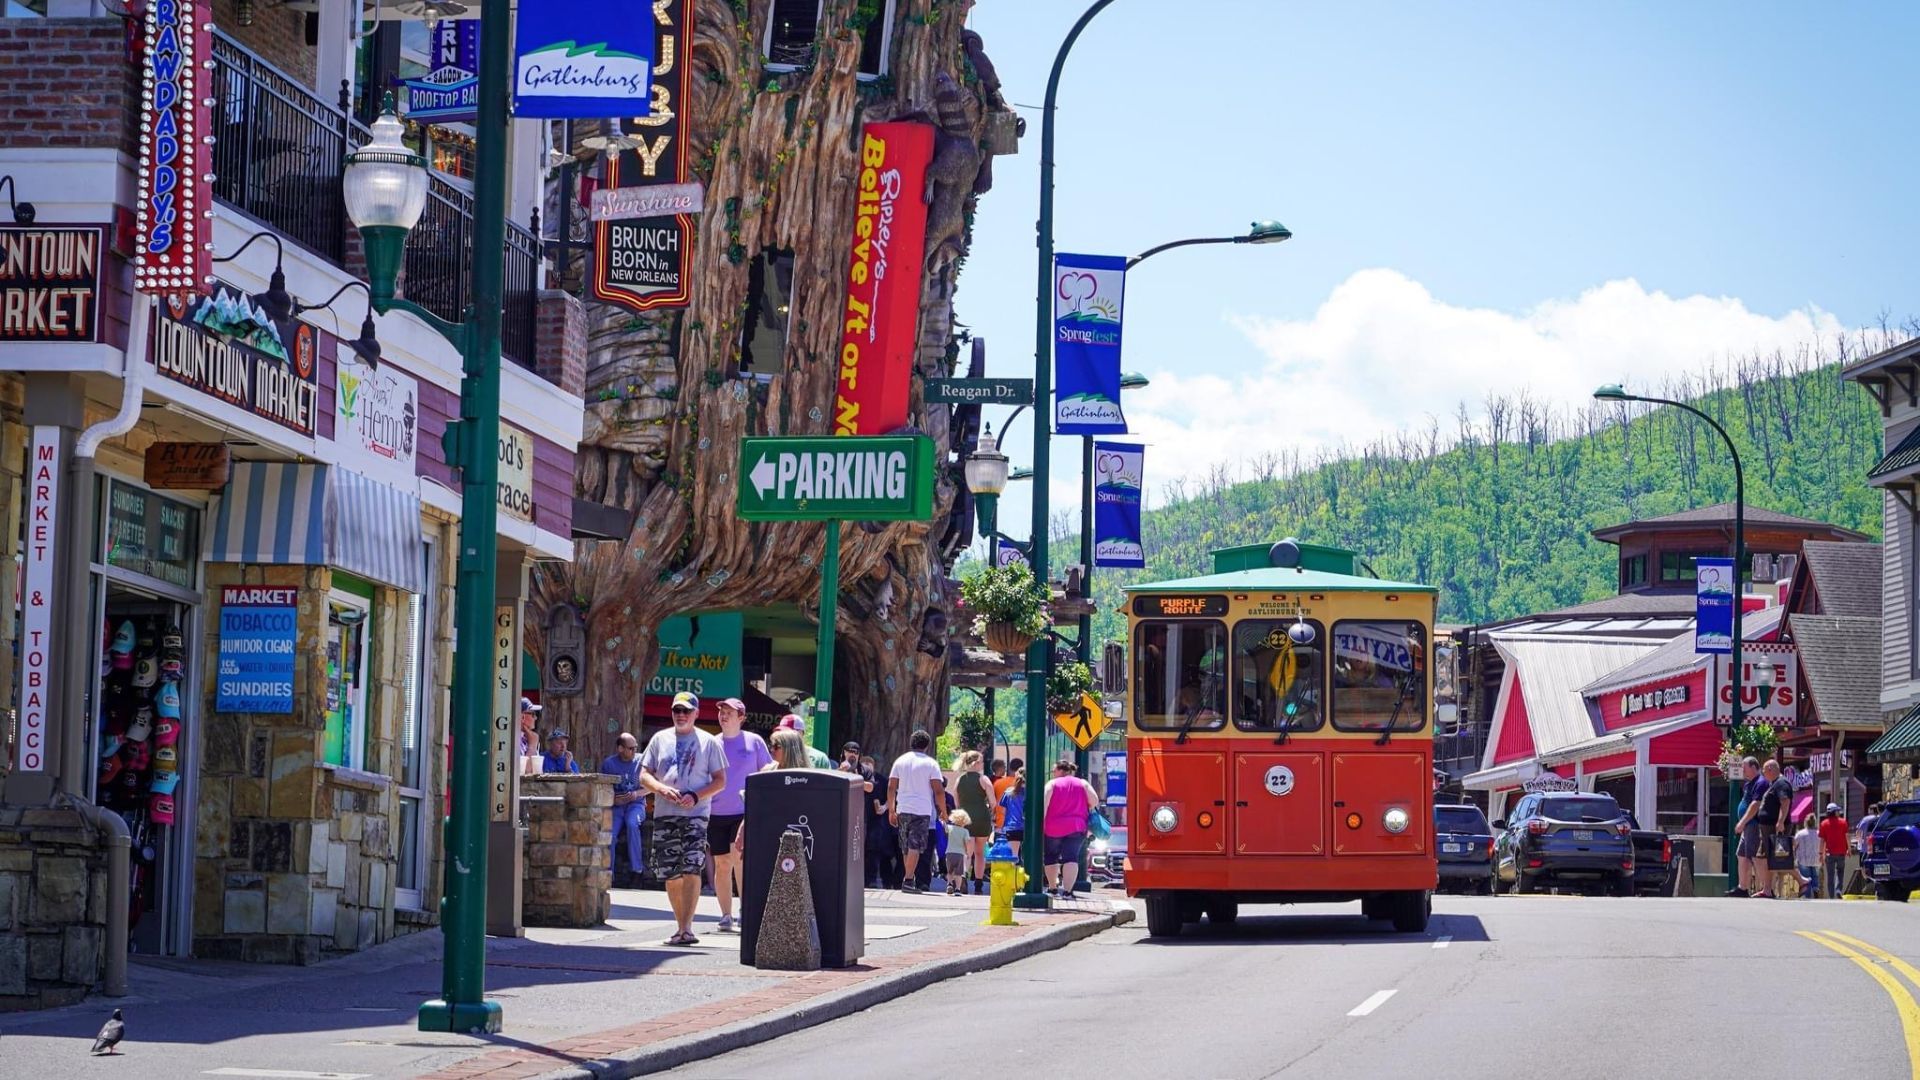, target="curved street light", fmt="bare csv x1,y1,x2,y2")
1127,220,1293,269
